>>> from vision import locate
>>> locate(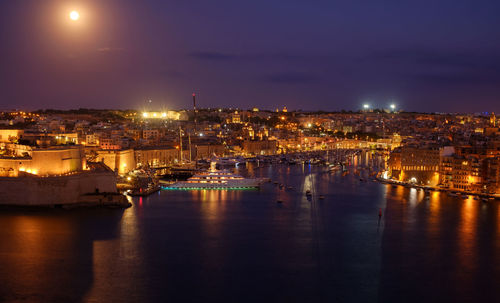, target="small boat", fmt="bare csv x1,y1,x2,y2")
129,185,160,196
